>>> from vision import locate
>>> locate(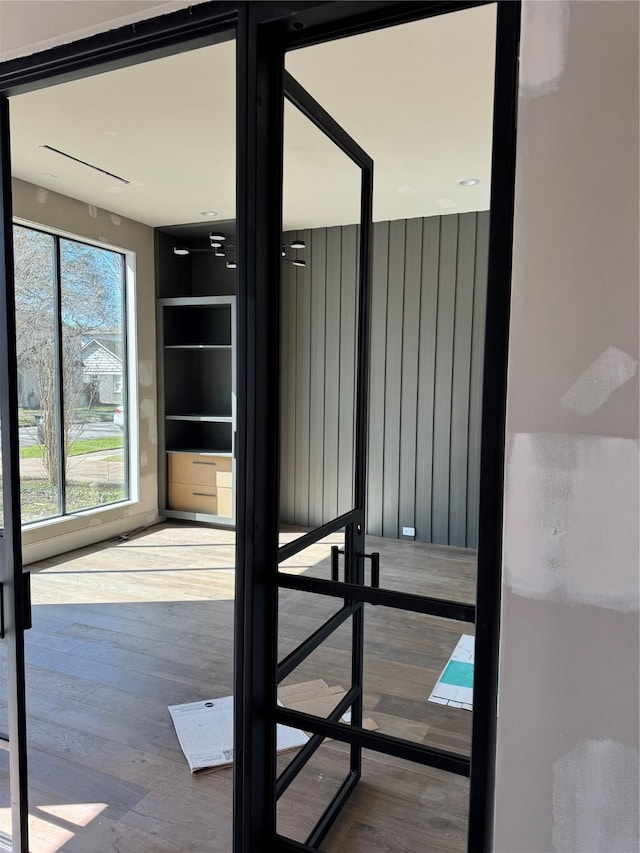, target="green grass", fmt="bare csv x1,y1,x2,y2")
20,436,124,459
0,479,126,526
24,481,126,522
